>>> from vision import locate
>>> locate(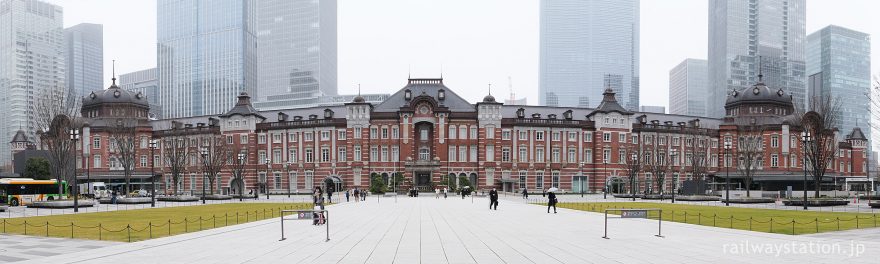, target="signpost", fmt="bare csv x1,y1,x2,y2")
602,208,663,239
280,209,329,242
